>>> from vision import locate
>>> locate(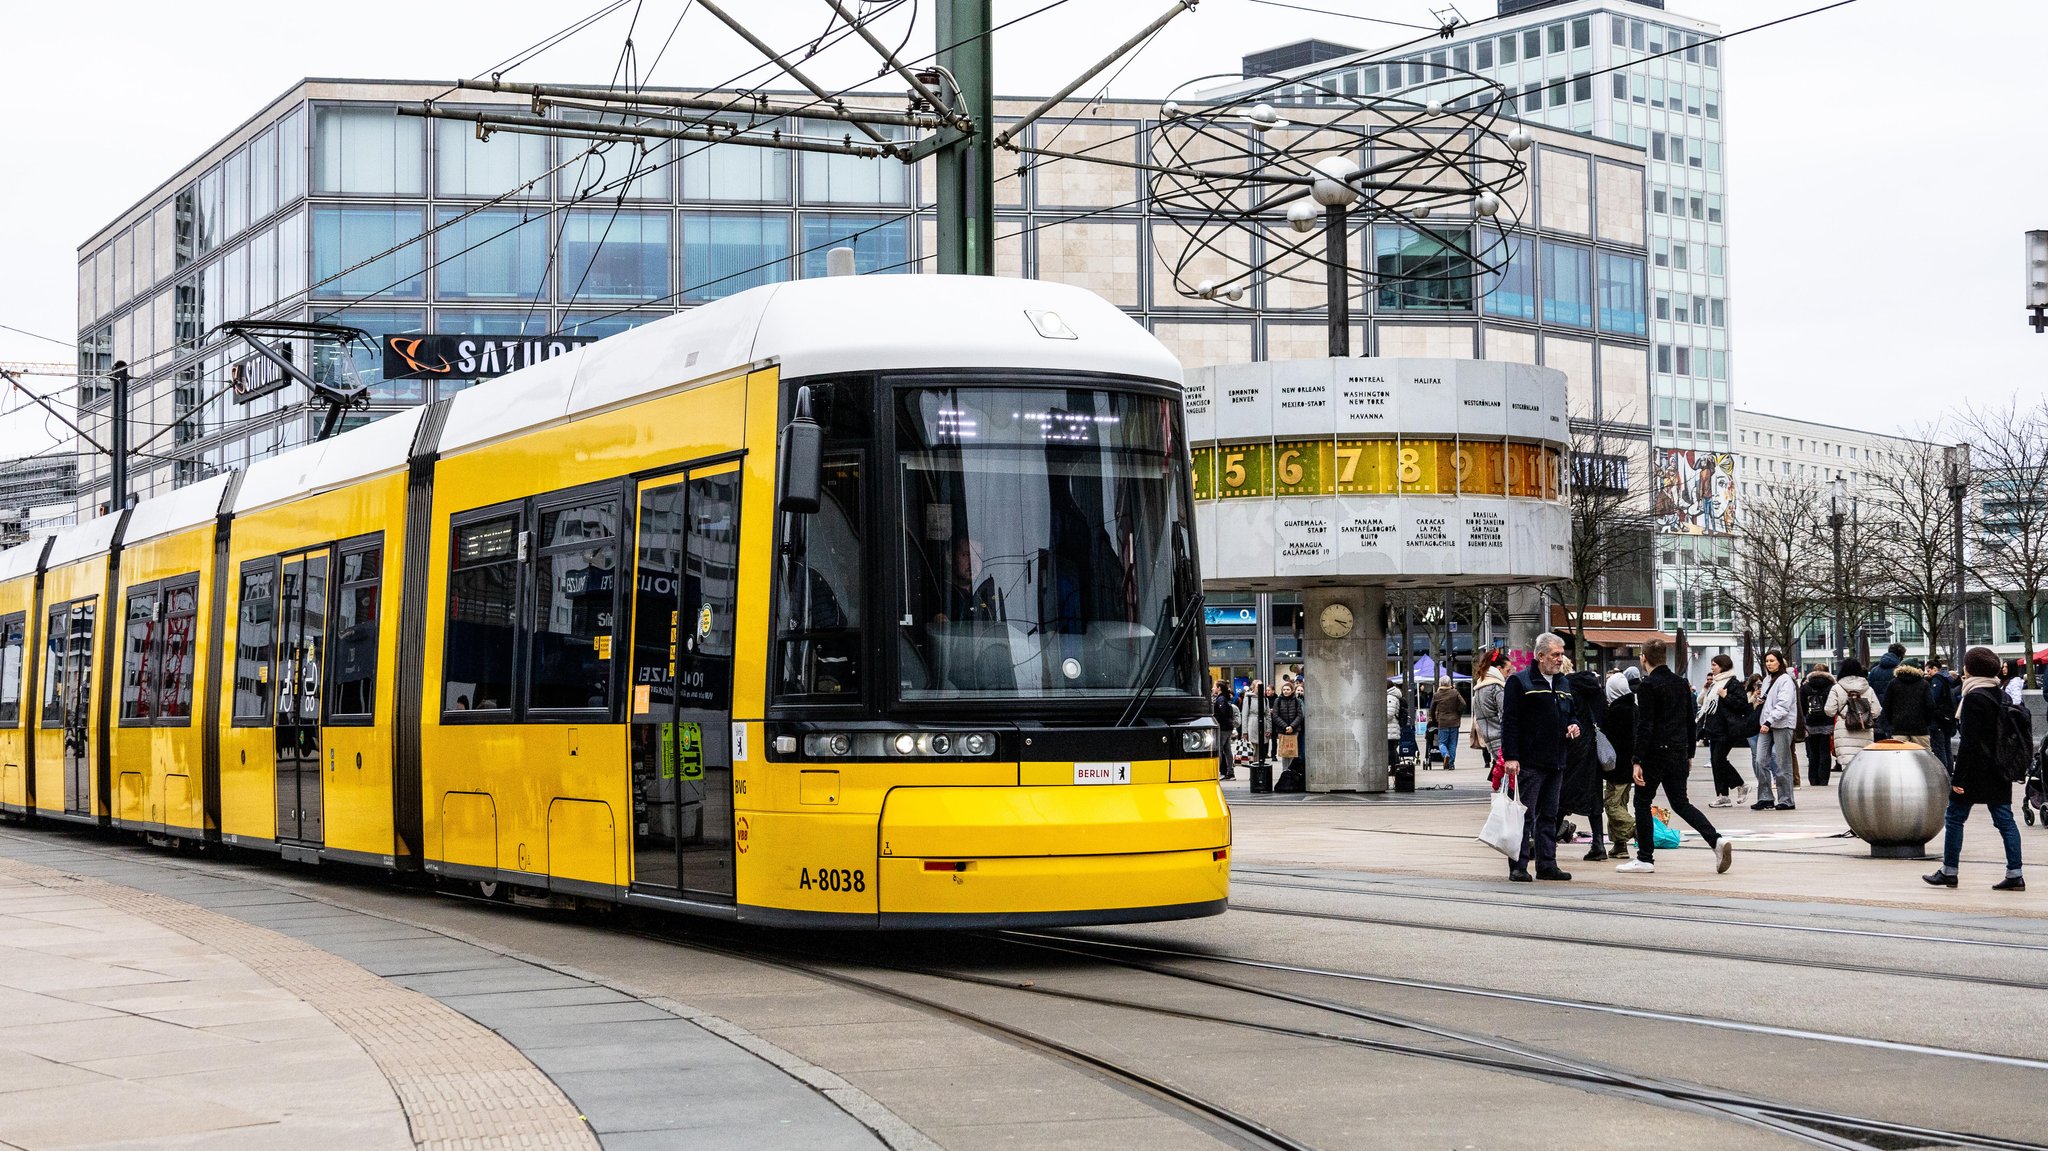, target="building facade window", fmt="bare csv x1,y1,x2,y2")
683,212,791,301
1597,252,1646,337
1480,234,1534,321
435,118,549,198
800,214,909,277
1375,226,1472,311
312,105,423,196
310,207,425,299
1540,241,1592,328
434,209,549,300
559,210,671,302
